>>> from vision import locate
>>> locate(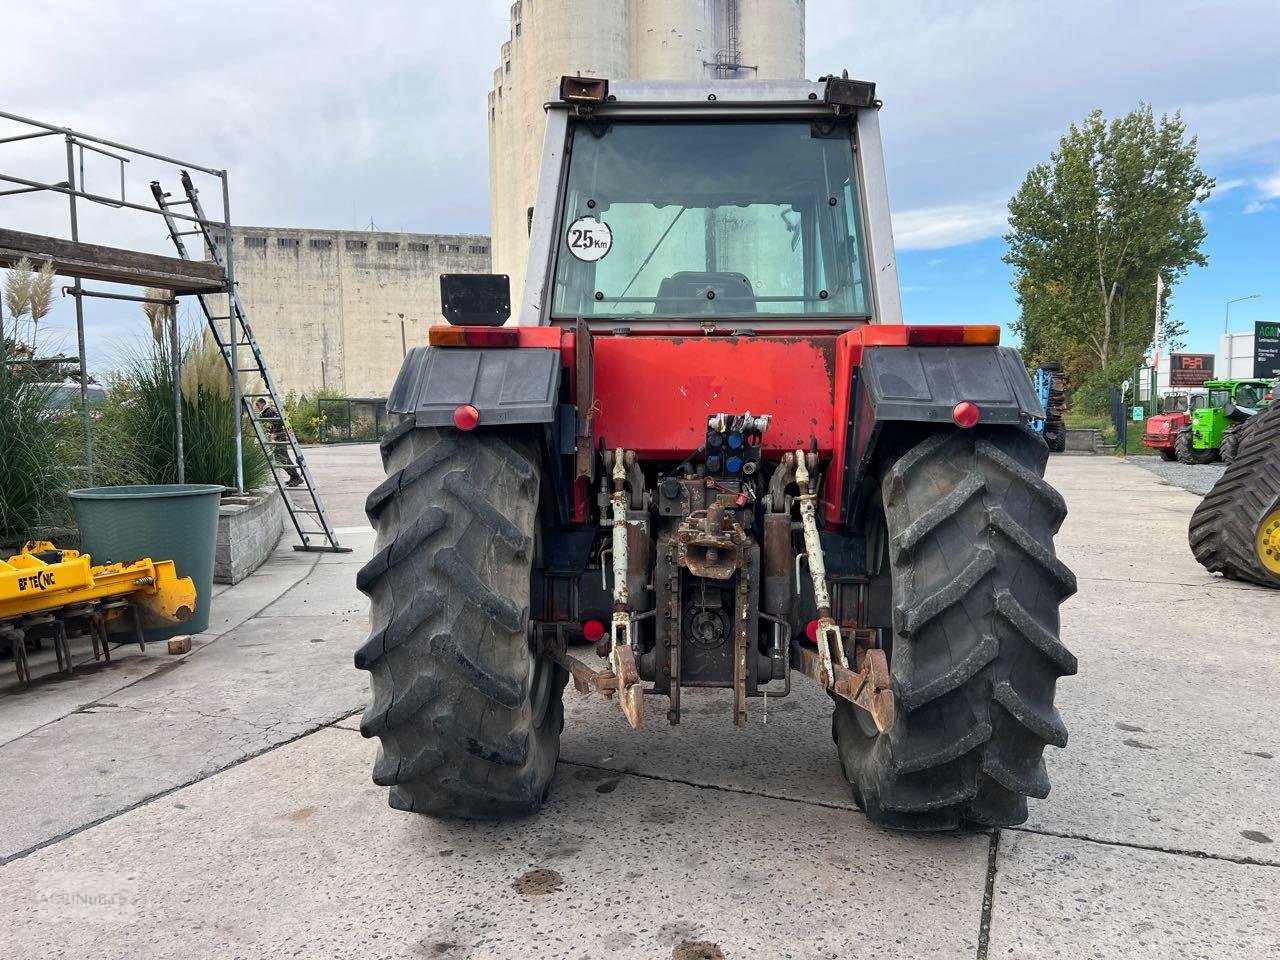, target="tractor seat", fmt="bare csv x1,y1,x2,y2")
654,272,756,315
